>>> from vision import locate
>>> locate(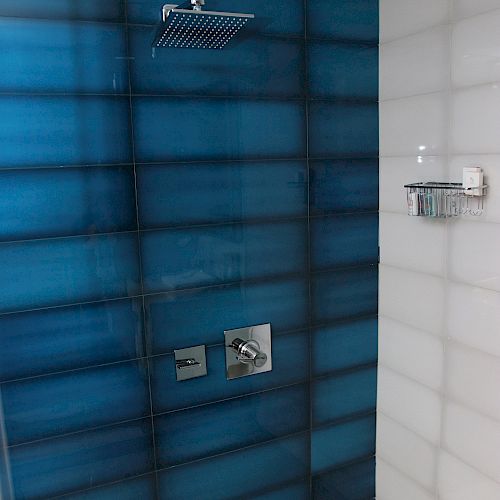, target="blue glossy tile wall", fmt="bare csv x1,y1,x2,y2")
0,0,378,497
